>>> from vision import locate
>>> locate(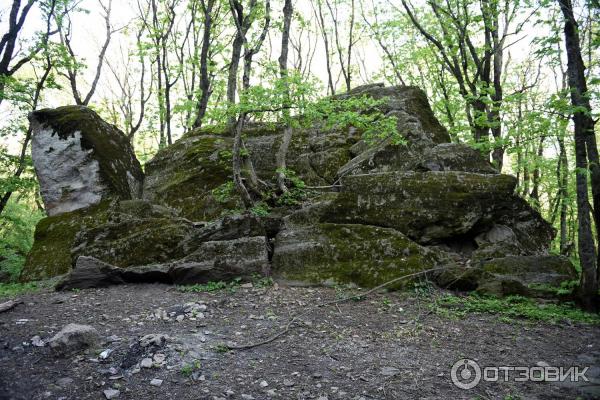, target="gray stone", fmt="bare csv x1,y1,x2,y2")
150,378,163,387
48,323,99,356
103,389,120,399
56,256,125,290
31,335,45,347
380,367,401,376
140,358,153,368
139,334,169,347
418,143,497,174
56,377,73,388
